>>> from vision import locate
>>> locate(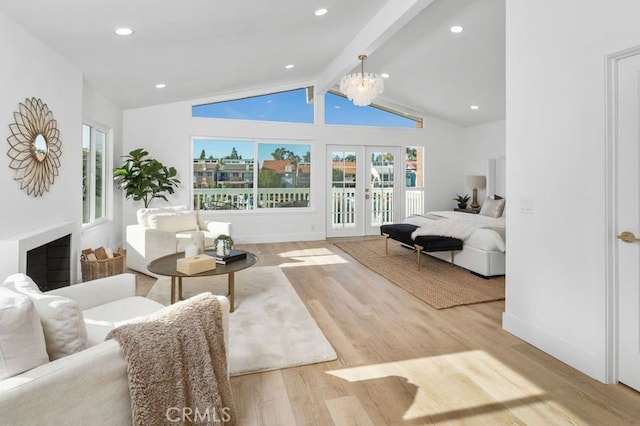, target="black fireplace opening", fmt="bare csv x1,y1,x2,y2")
26,234,71,292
